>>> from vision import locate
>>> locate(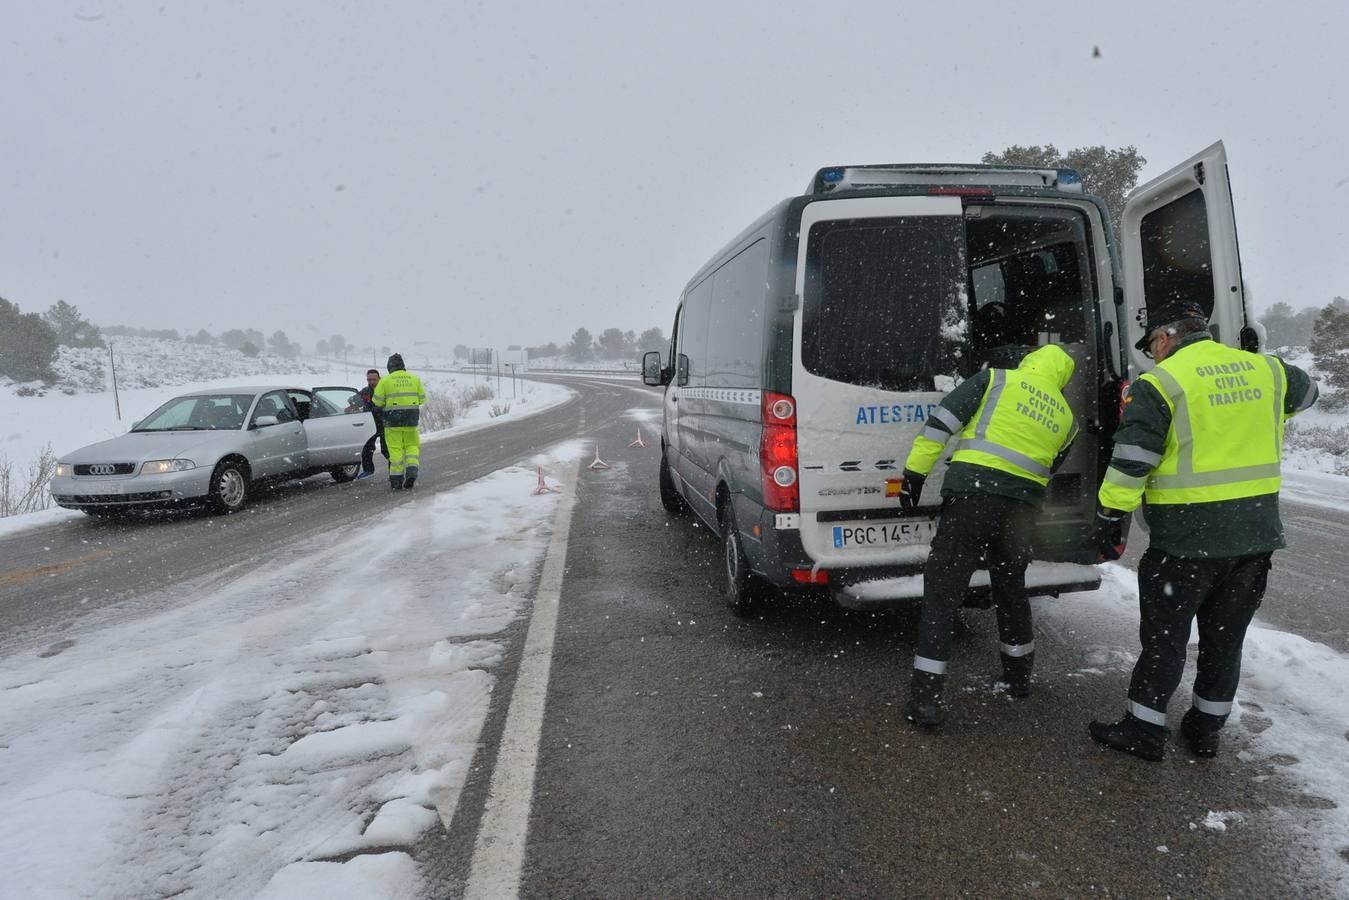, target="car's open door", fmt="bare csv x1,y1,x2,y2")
1119,141,1253,375
304,386,375,466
